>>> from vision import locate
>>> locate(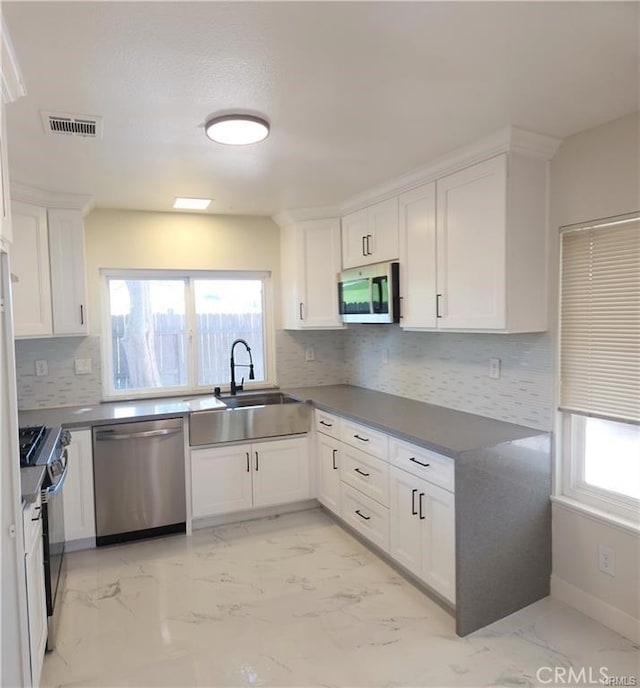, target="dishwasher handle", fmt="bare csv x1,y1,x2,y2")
95,428,182,441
